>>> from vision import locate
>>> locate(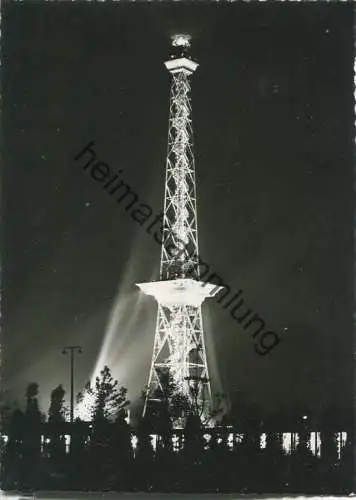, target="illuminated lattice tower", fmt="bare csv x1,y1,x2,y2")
137,35,222,420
